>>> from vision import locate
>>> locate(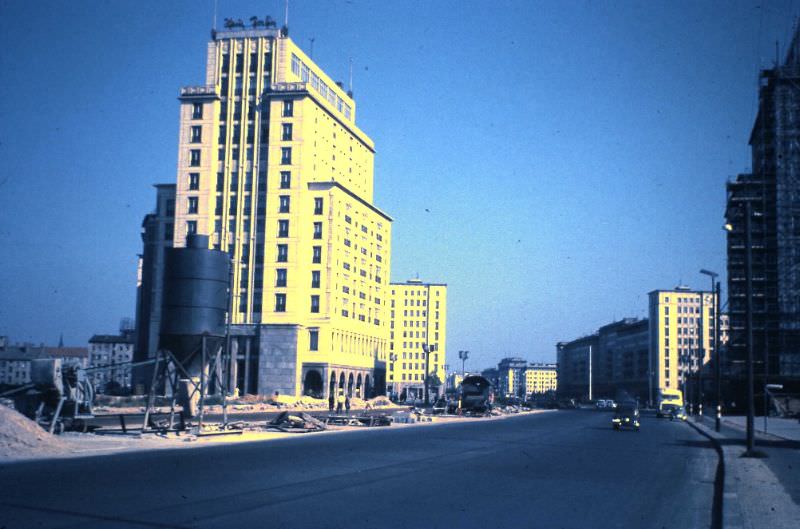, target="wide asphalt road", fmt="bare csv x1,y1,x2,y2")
0,410,717,529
